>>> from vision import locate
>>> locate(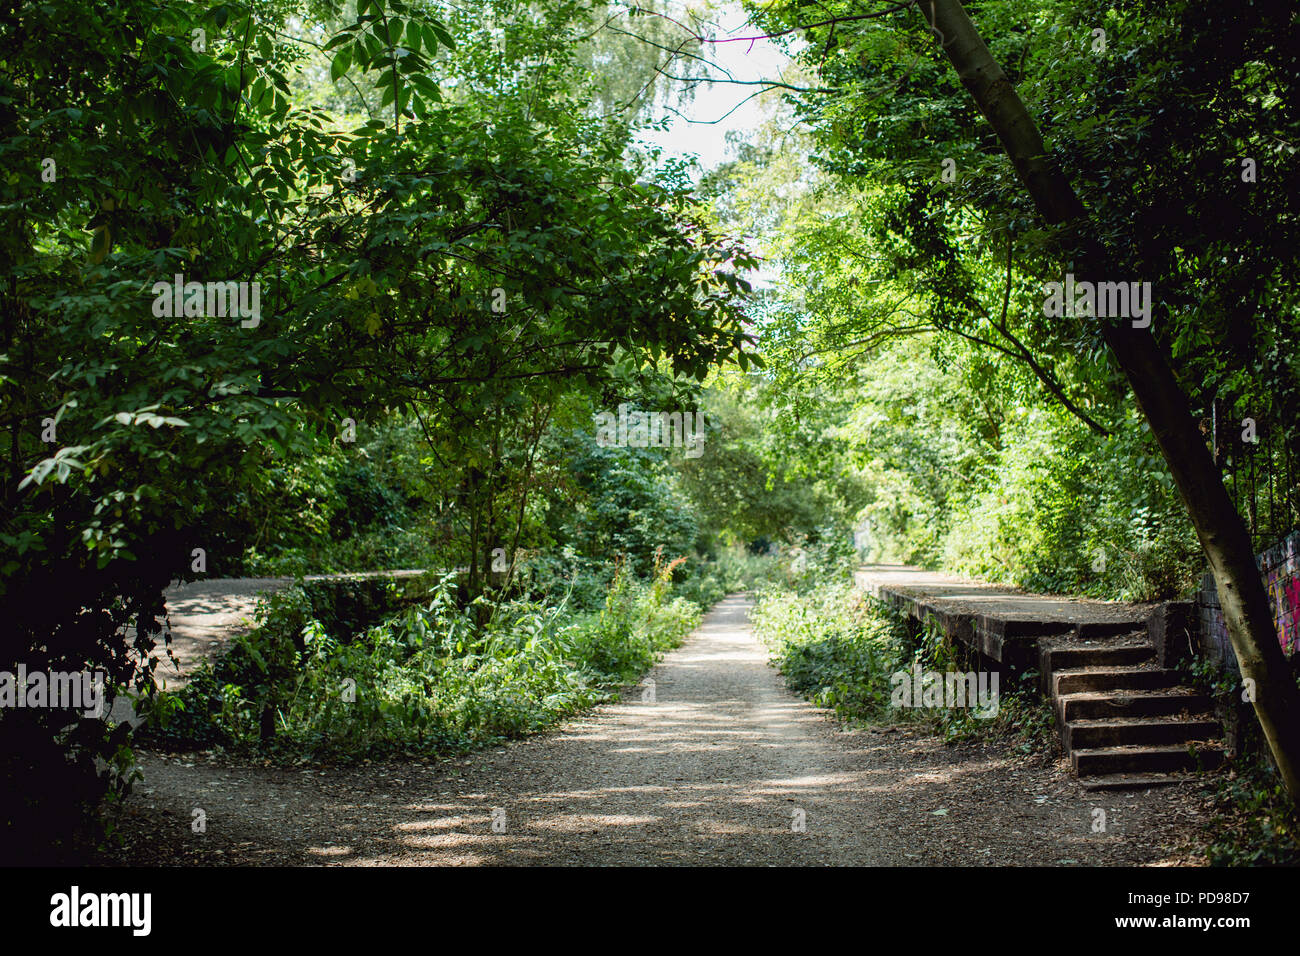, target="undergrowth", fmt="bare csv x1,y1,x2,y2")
1184,655,1300,865
750,576,1057,755
141,552,708,761
1203,751,1300,865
